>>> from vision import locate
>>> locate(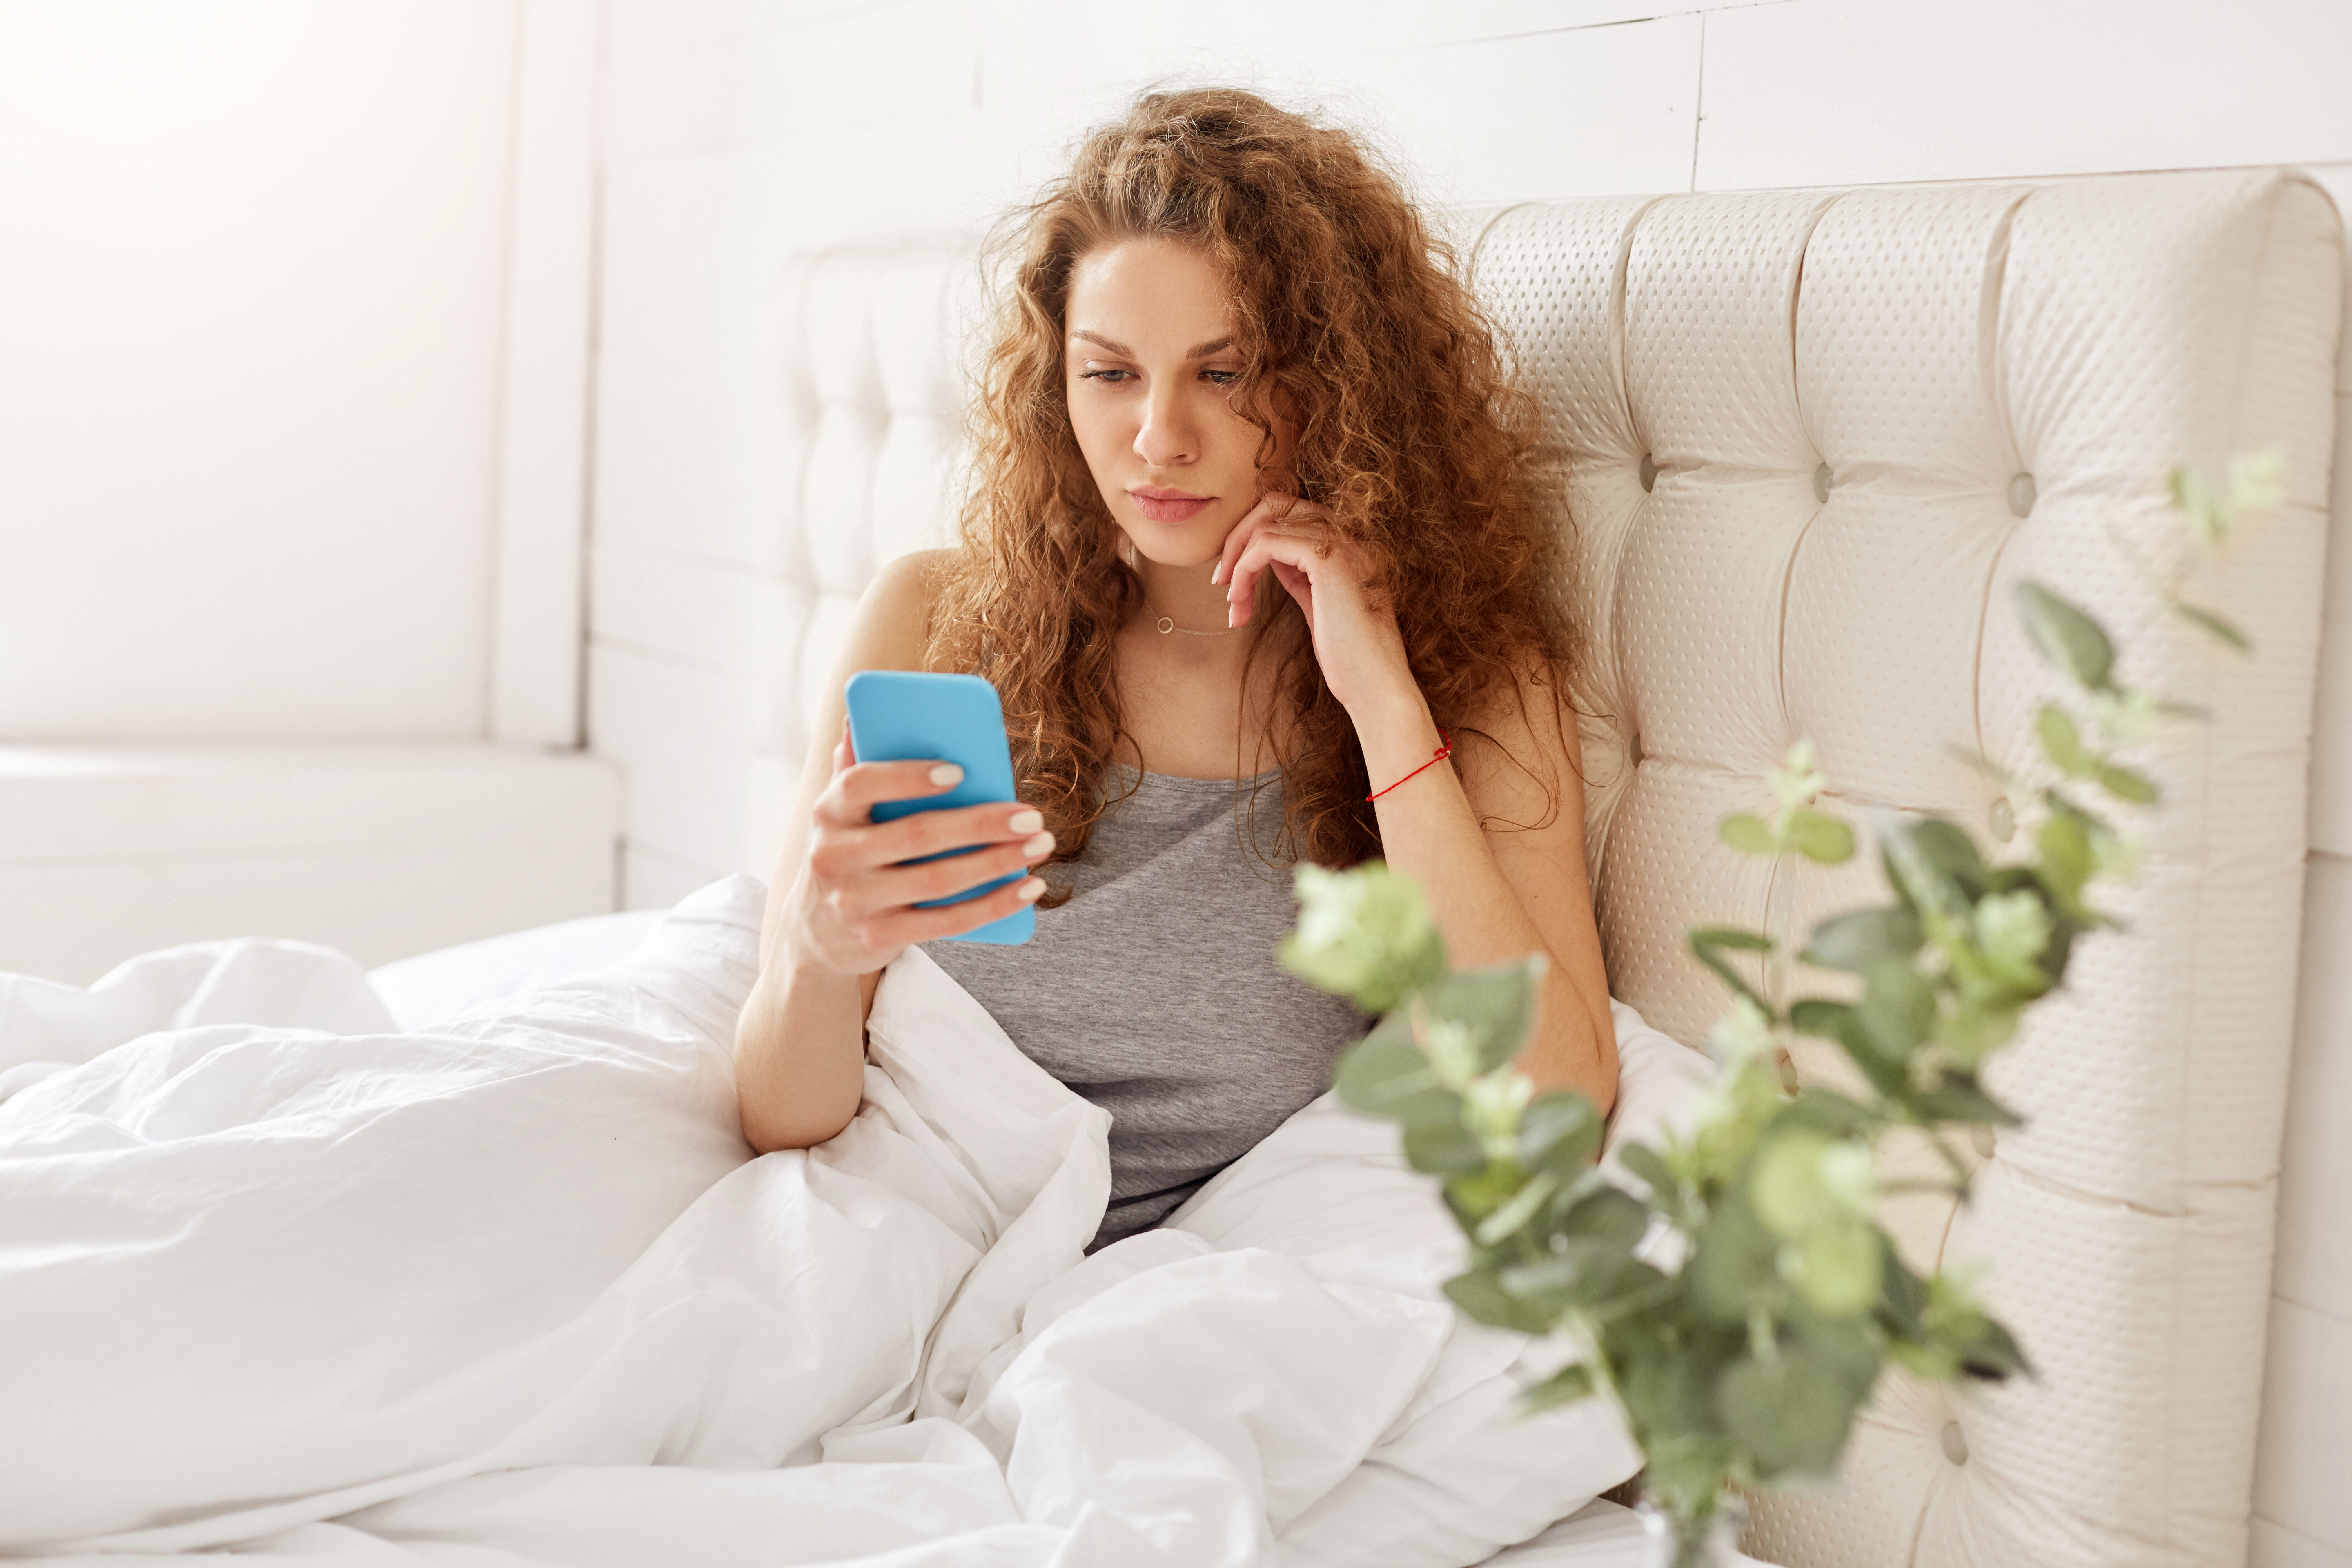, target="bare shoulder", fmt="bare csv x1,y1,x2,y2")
847,547,958,672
